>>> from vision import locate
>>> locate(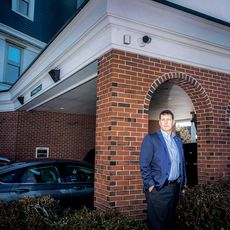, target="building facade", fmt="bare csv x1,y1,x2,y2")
0,0,229,219
0,0,83,90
